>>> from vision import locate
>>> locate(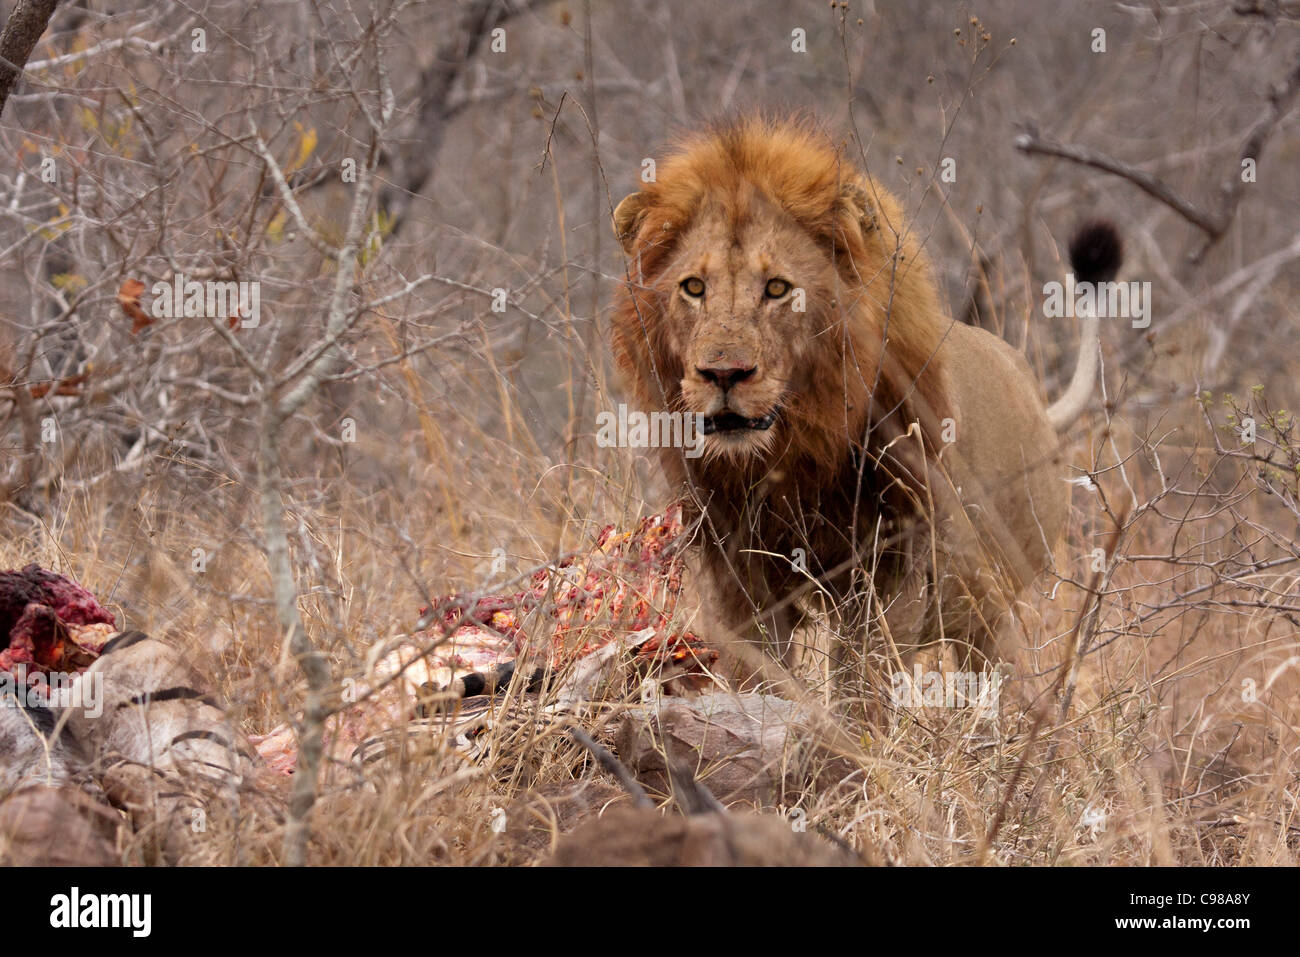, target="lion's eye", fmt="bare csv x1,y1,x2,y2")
764,278,791,299
681,277,706,298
